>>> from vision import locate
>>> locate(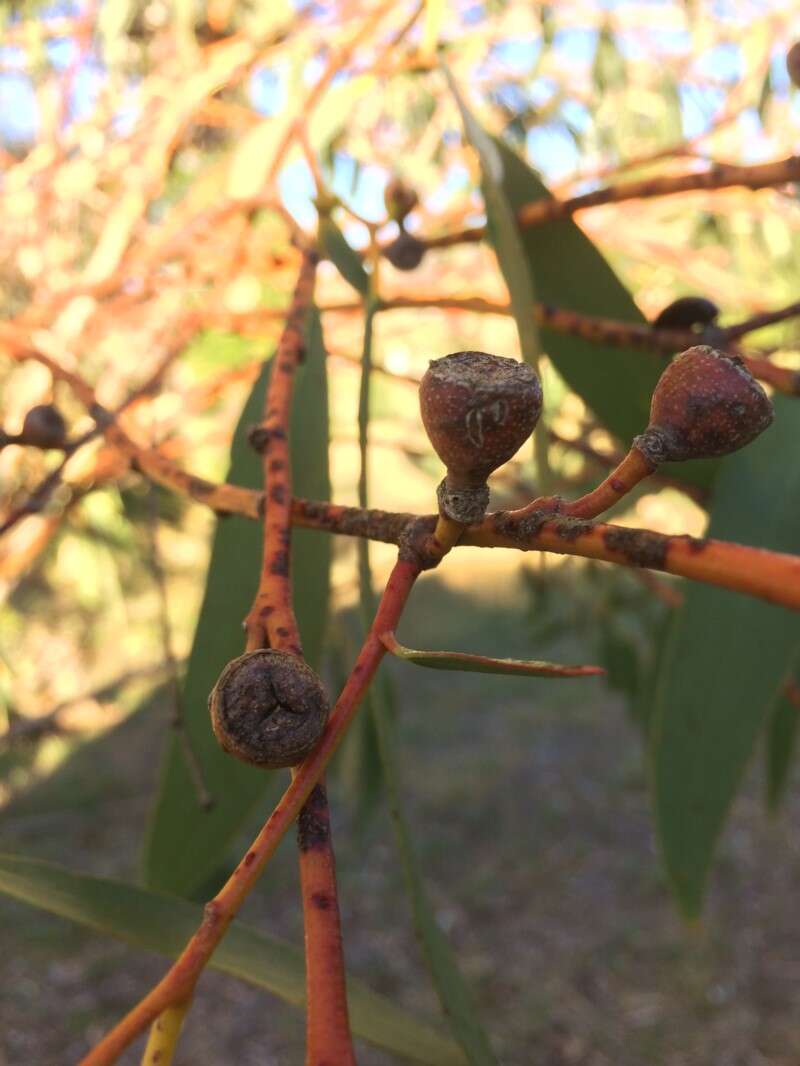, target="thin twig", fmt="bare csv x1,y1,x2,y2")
0,325,196,539
422,154,800,249
241,252,356,1066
